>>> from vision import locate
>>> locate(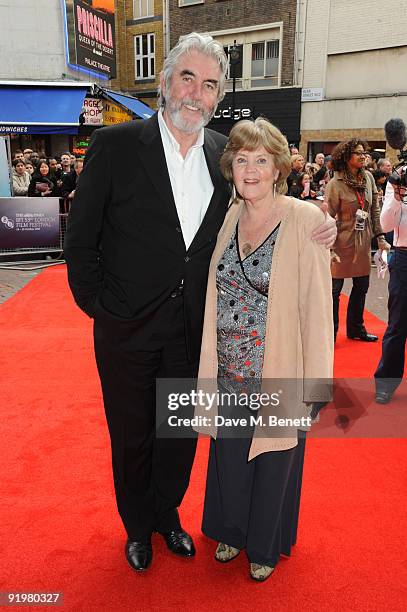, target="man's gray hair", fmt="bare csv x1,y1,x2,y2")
158,32,228,109
377,158,391,168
